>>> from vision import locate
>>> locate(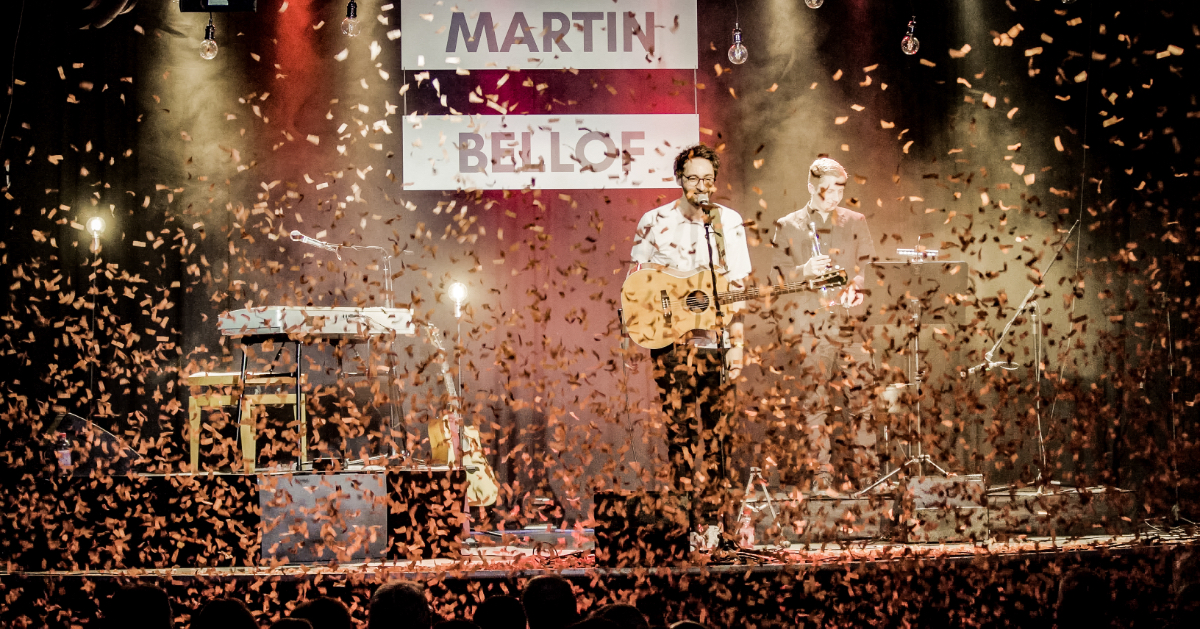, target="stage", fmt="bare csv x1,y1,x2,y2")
2,527,1196,627
1,466,1189,626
